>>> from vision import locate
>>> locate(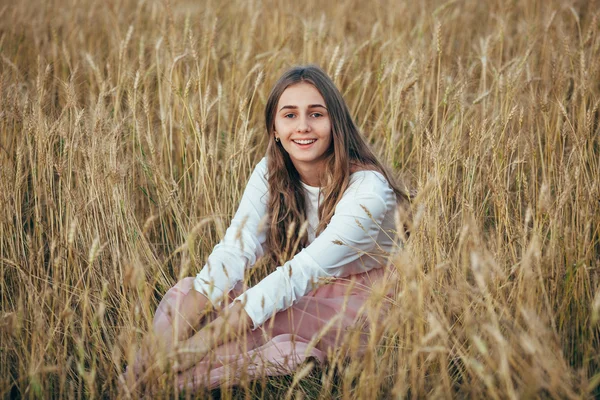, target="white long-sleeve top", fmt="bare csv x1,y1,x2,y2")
193,157,398,329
